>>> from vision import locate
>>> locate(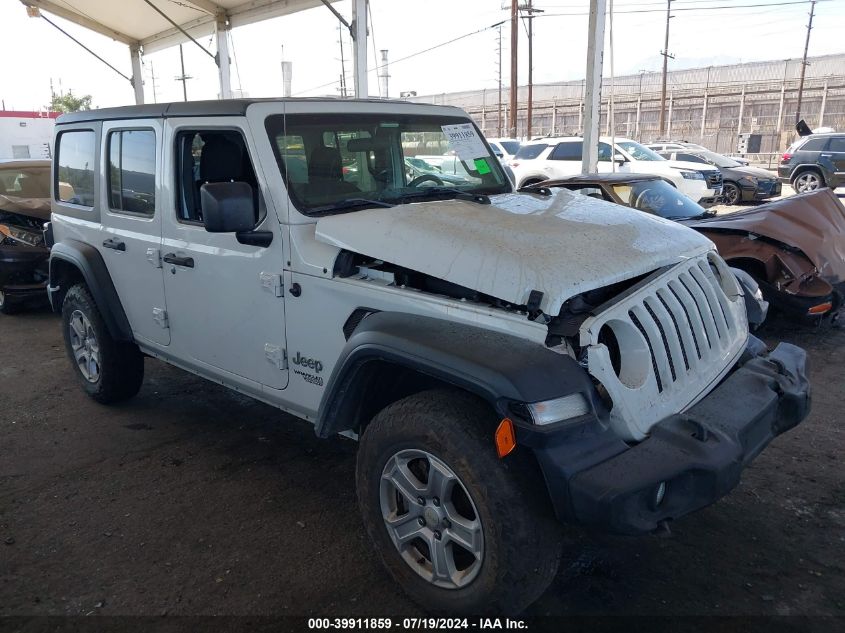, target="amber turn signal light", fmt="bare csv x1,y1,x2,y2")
495,418,517,459
807,302,832,316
